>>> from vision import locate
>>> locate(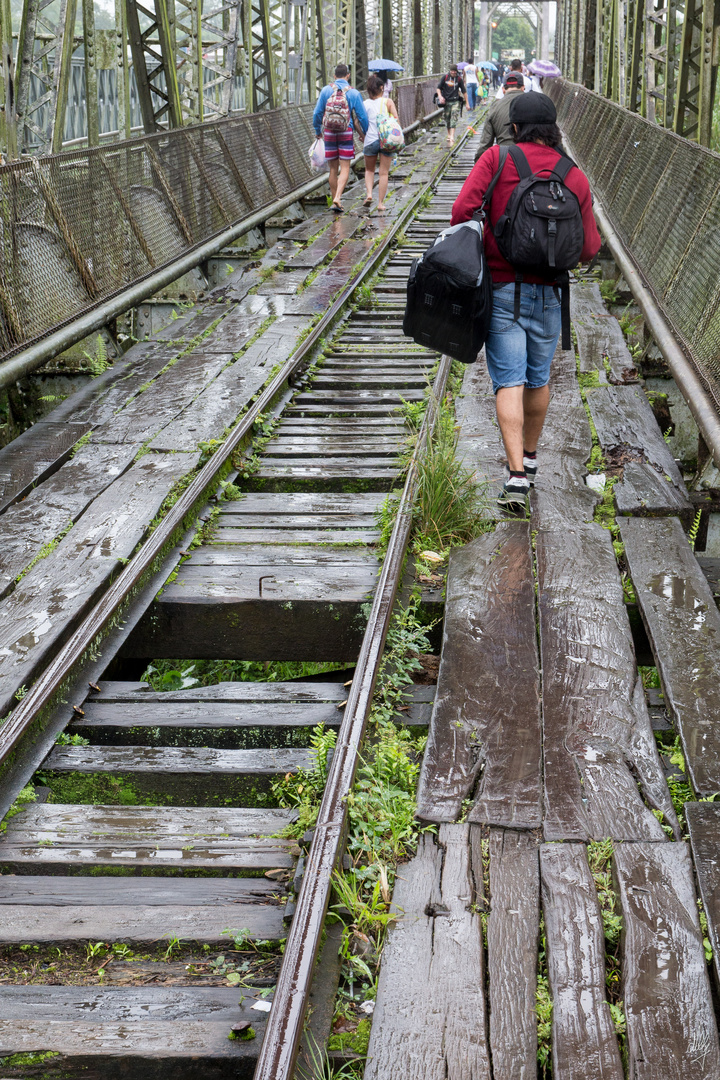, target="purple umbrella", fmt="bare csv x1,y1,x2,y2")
528,60,562,77
456,61,468,69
